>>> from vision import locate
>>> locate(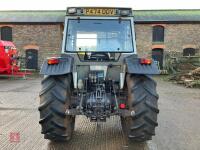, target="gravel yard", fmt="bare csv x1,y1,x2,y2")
0,77,200,150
